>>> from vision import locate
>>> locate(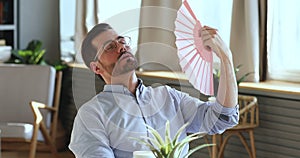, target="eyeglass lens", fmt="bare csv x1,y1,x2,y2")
103,36,131,52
